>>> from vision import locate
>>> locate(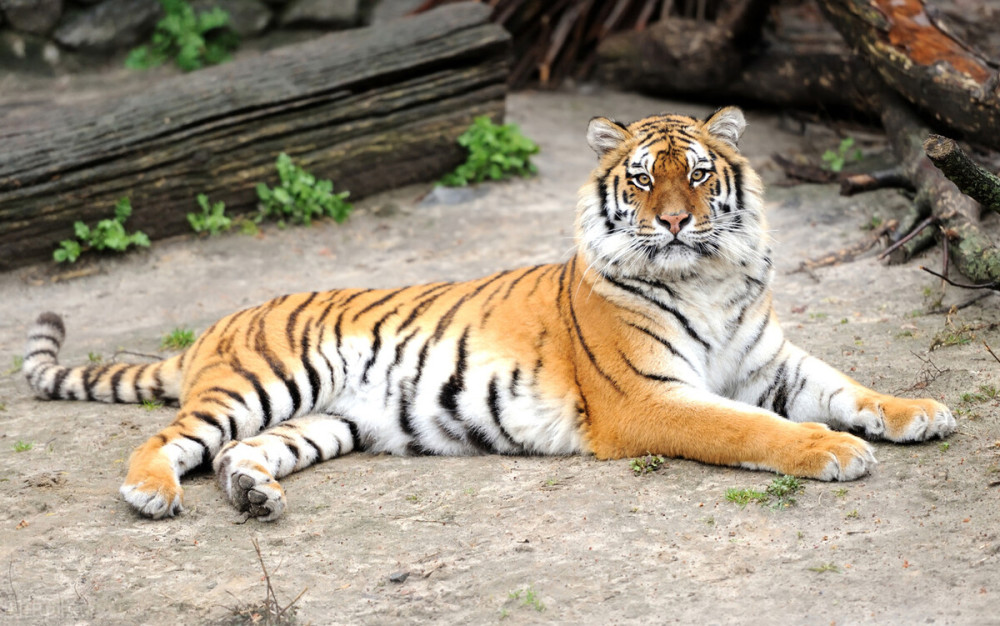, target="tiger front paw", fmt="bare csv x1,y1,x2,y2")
764,423,876,481
857,394,956,442
120,475,183,519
